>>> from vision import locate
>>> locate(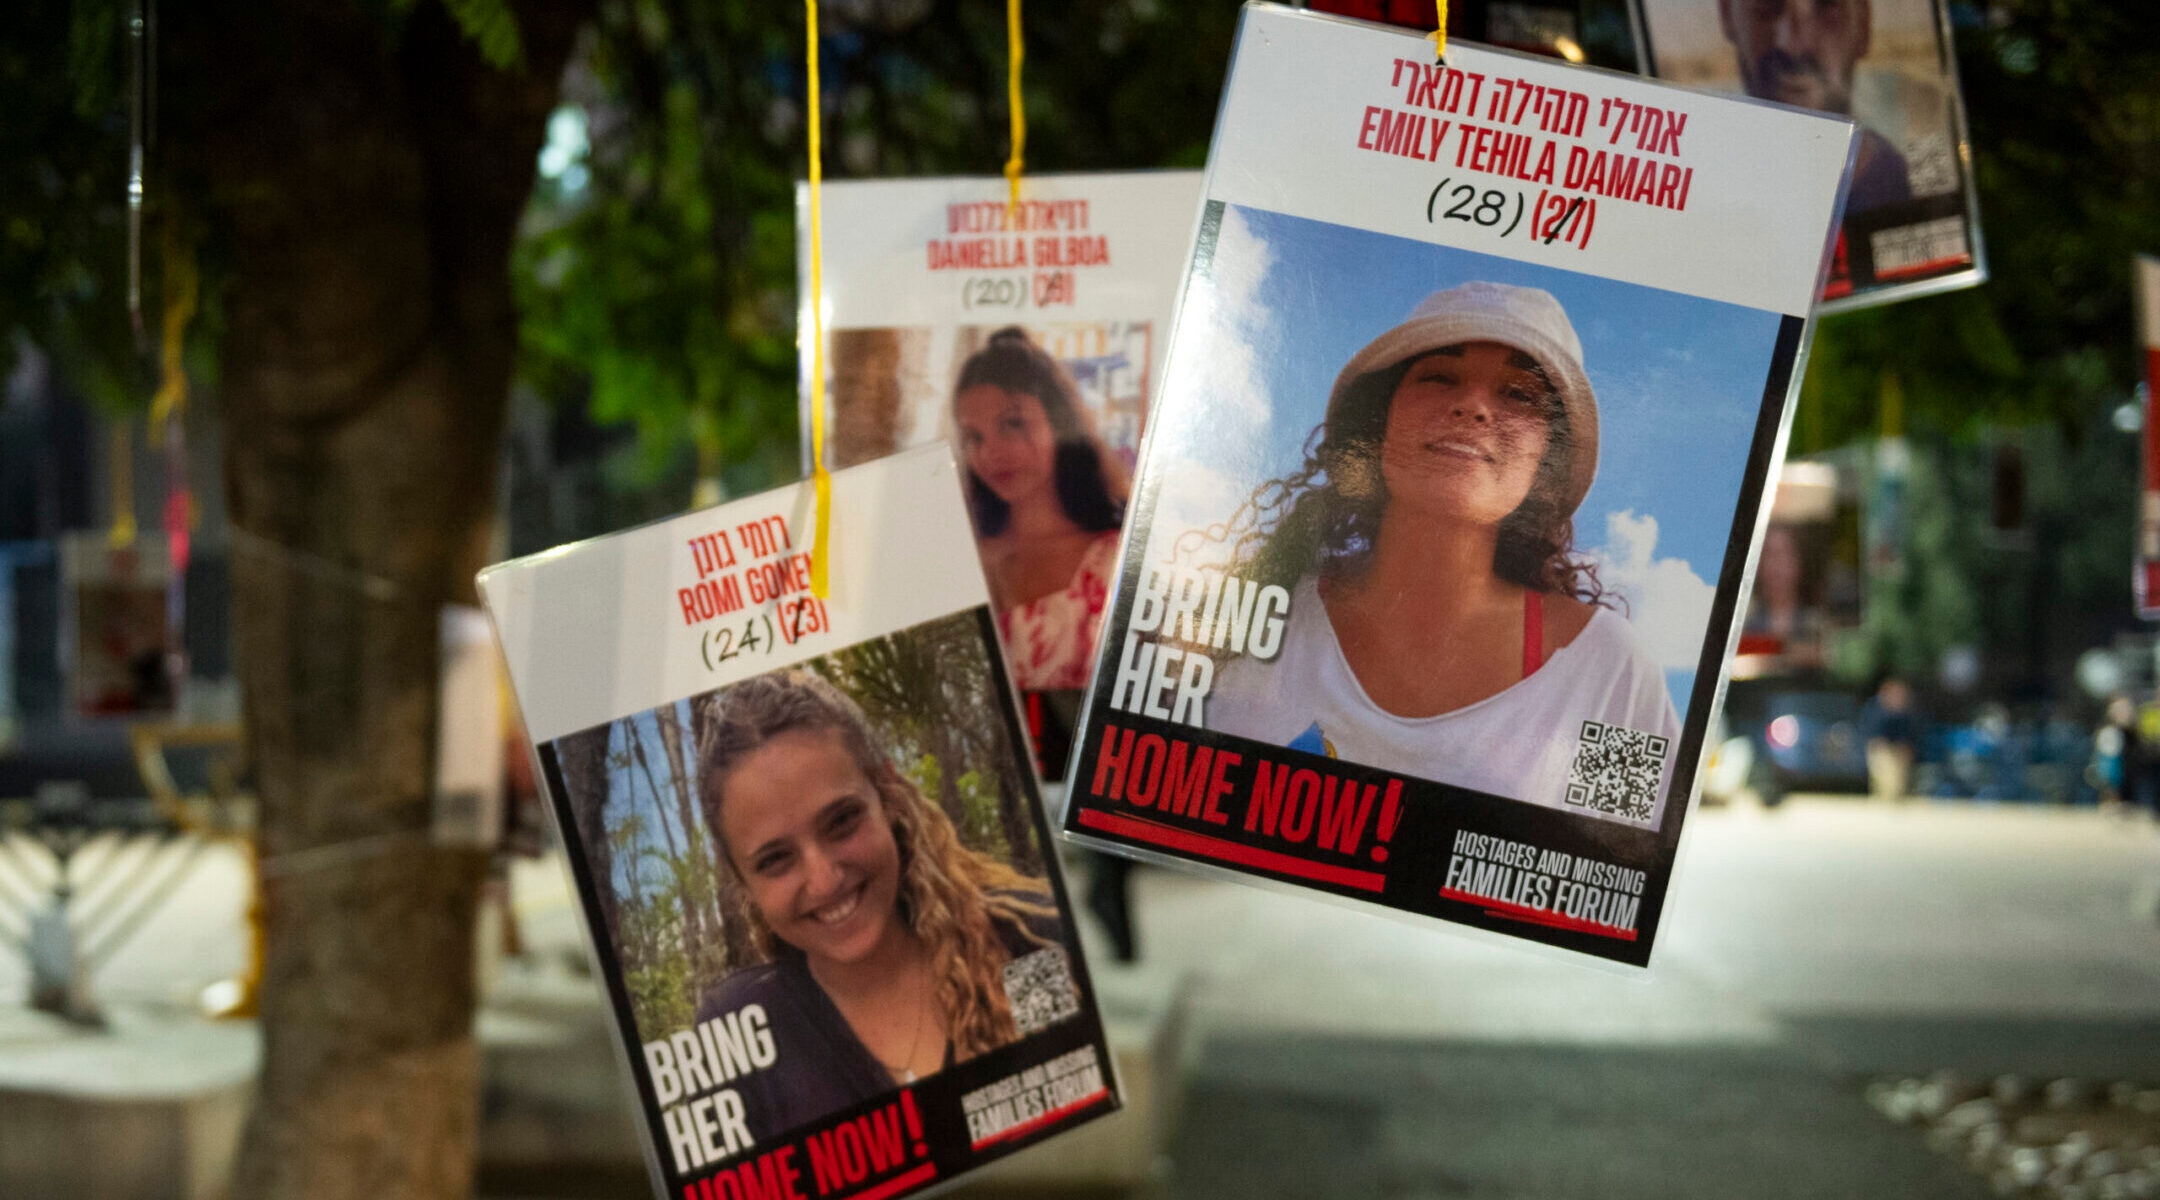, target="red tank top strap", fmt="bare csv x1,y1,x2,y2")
1523,589,1544,678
